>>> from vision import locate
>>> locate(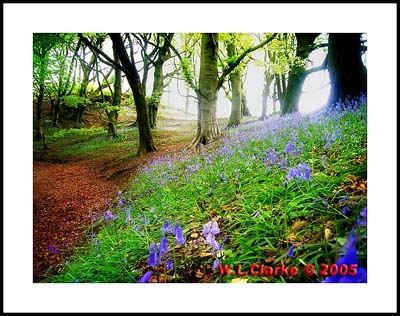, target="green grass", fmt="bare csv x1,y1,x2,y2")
46,102,367,283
